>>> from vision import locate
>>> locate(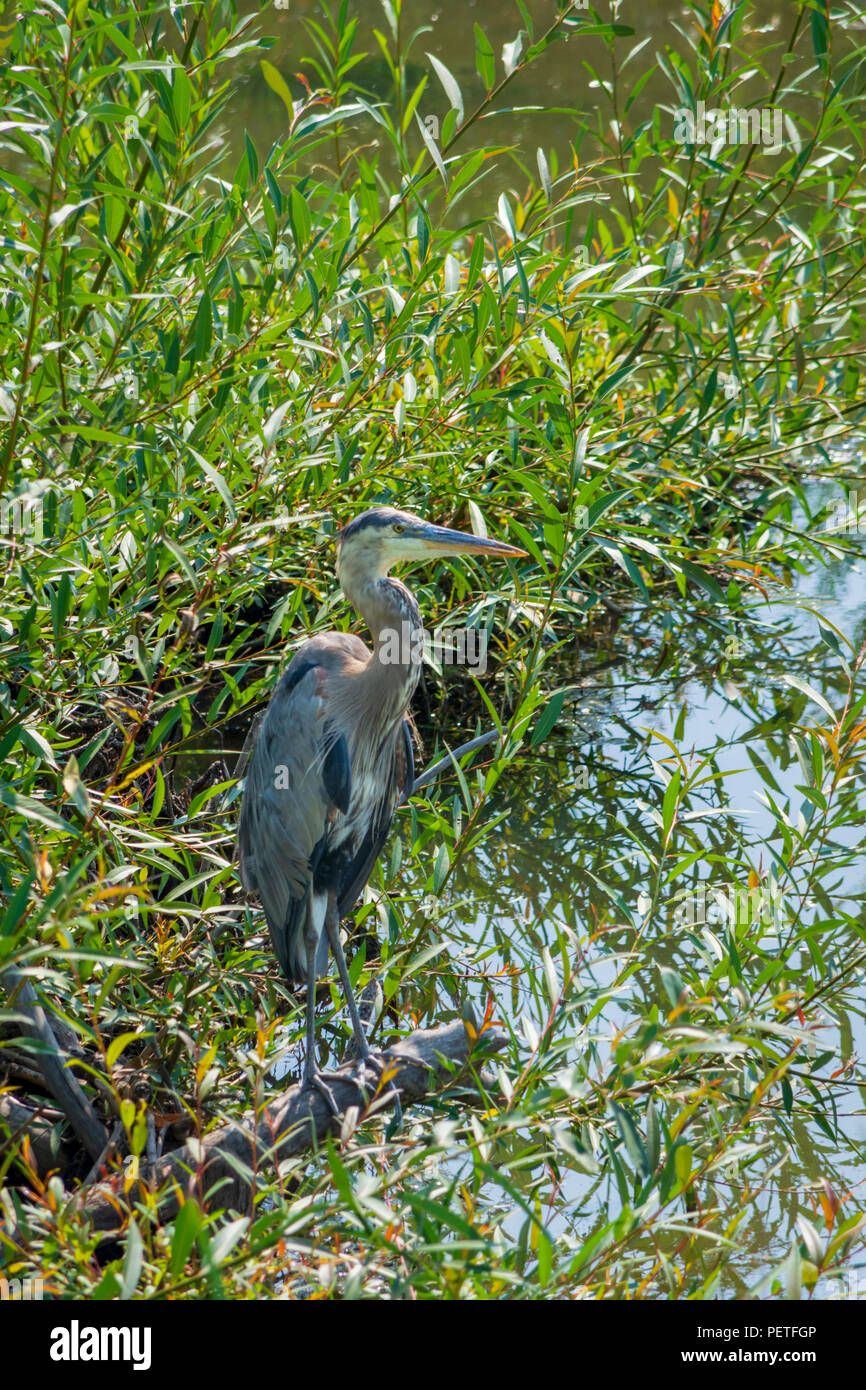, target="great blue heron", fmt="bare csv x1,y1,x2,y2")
237,506,524,1096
